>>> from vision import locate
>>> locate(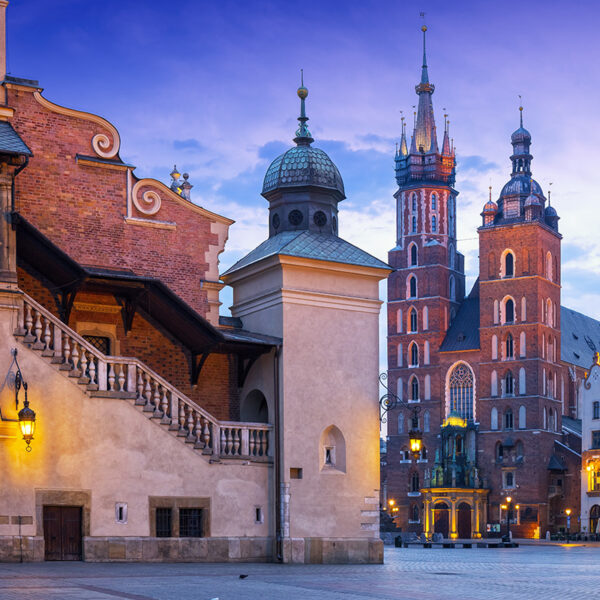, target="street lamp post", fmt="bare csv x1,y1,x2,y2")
566,508,572,538
503,496,513,542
